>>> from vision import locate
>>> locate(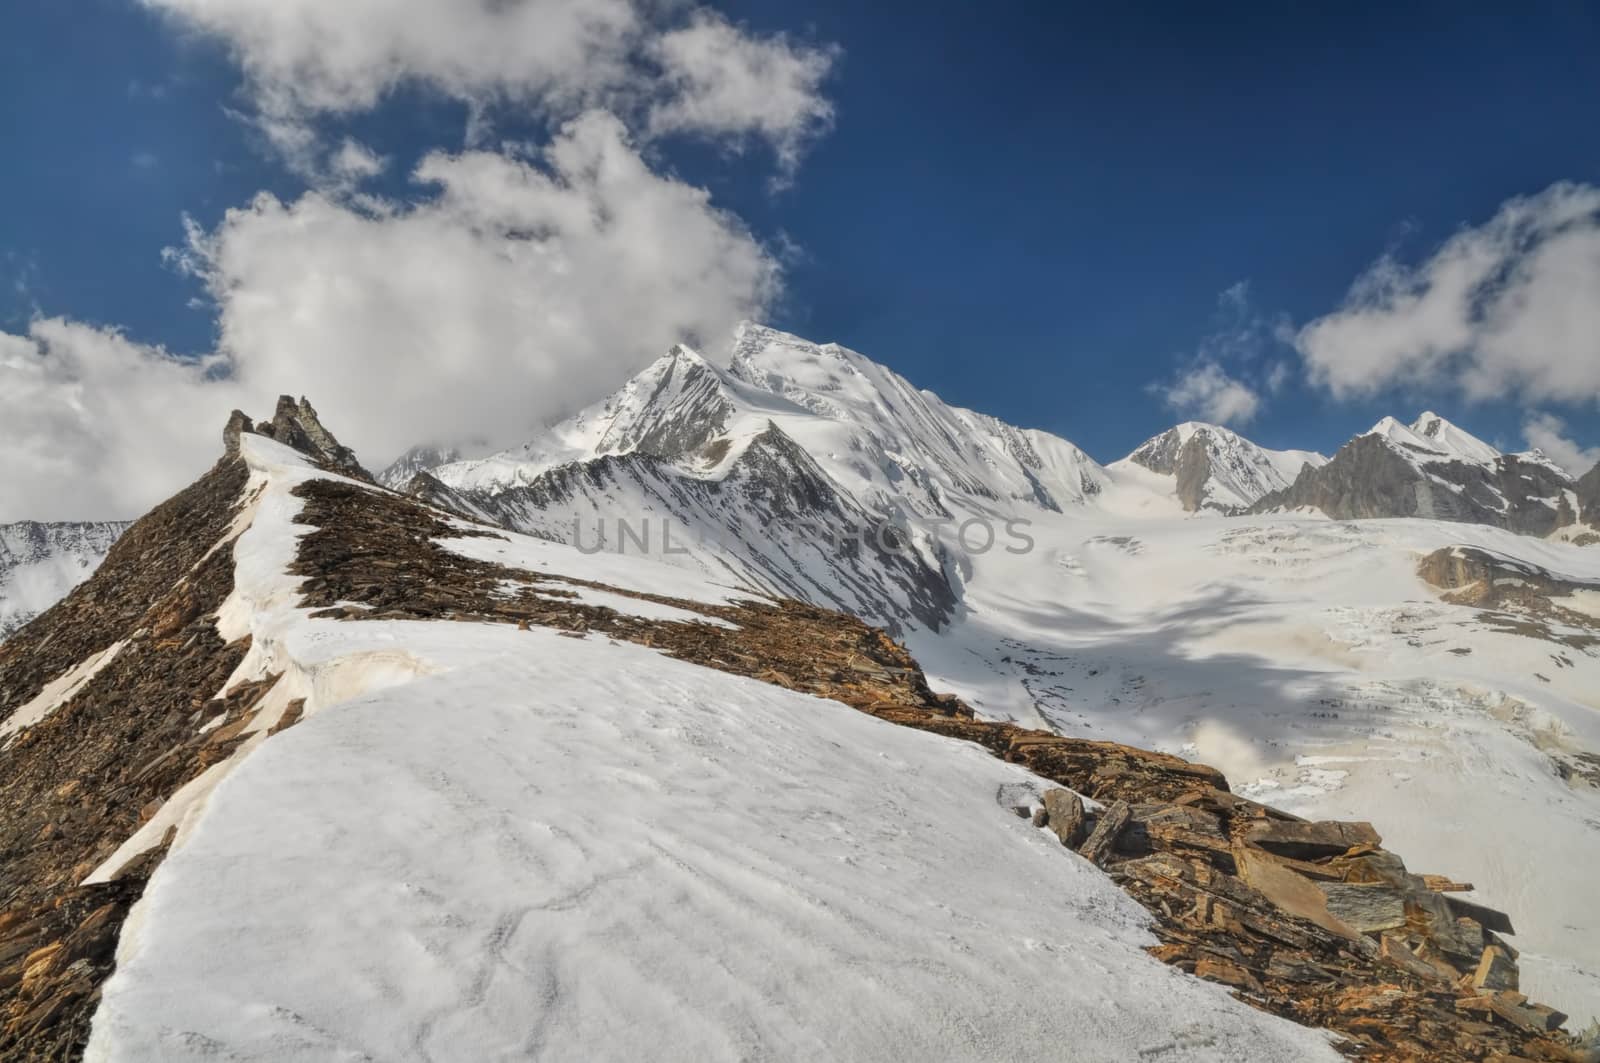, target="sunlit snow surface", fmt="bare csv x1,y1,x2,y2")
910,500,1600,1017
87,436,1340,1062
